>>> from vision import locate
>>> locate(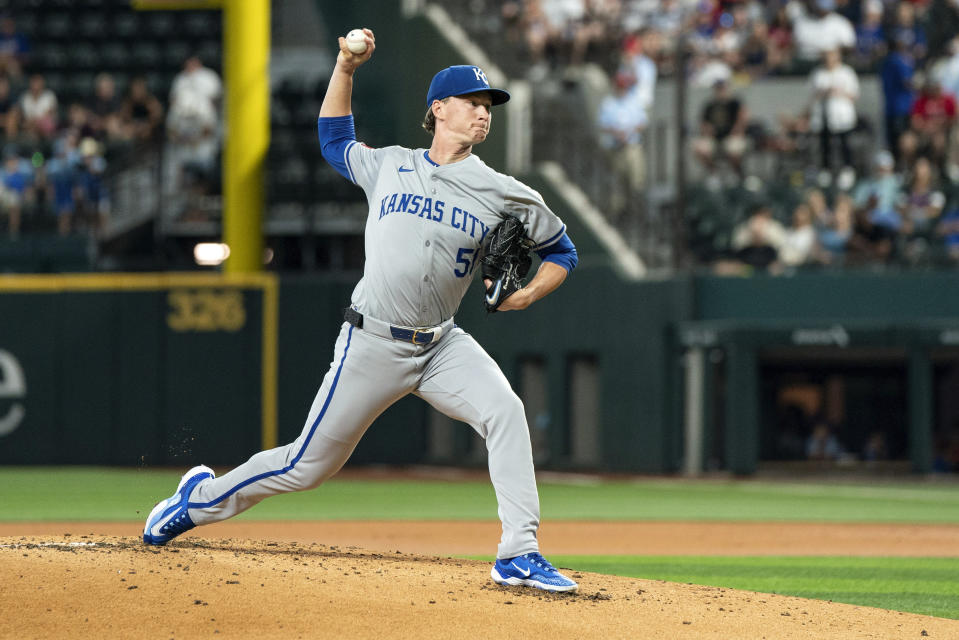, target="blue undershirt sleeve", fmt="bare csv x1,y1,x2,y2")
317,115,357,182
535,232,578,272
